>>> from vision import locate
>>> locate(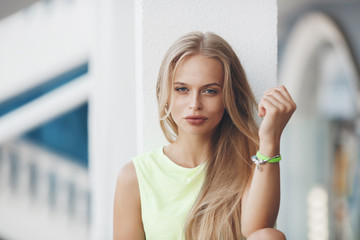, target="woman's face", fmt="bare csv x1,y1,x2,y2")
170,54,225,138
